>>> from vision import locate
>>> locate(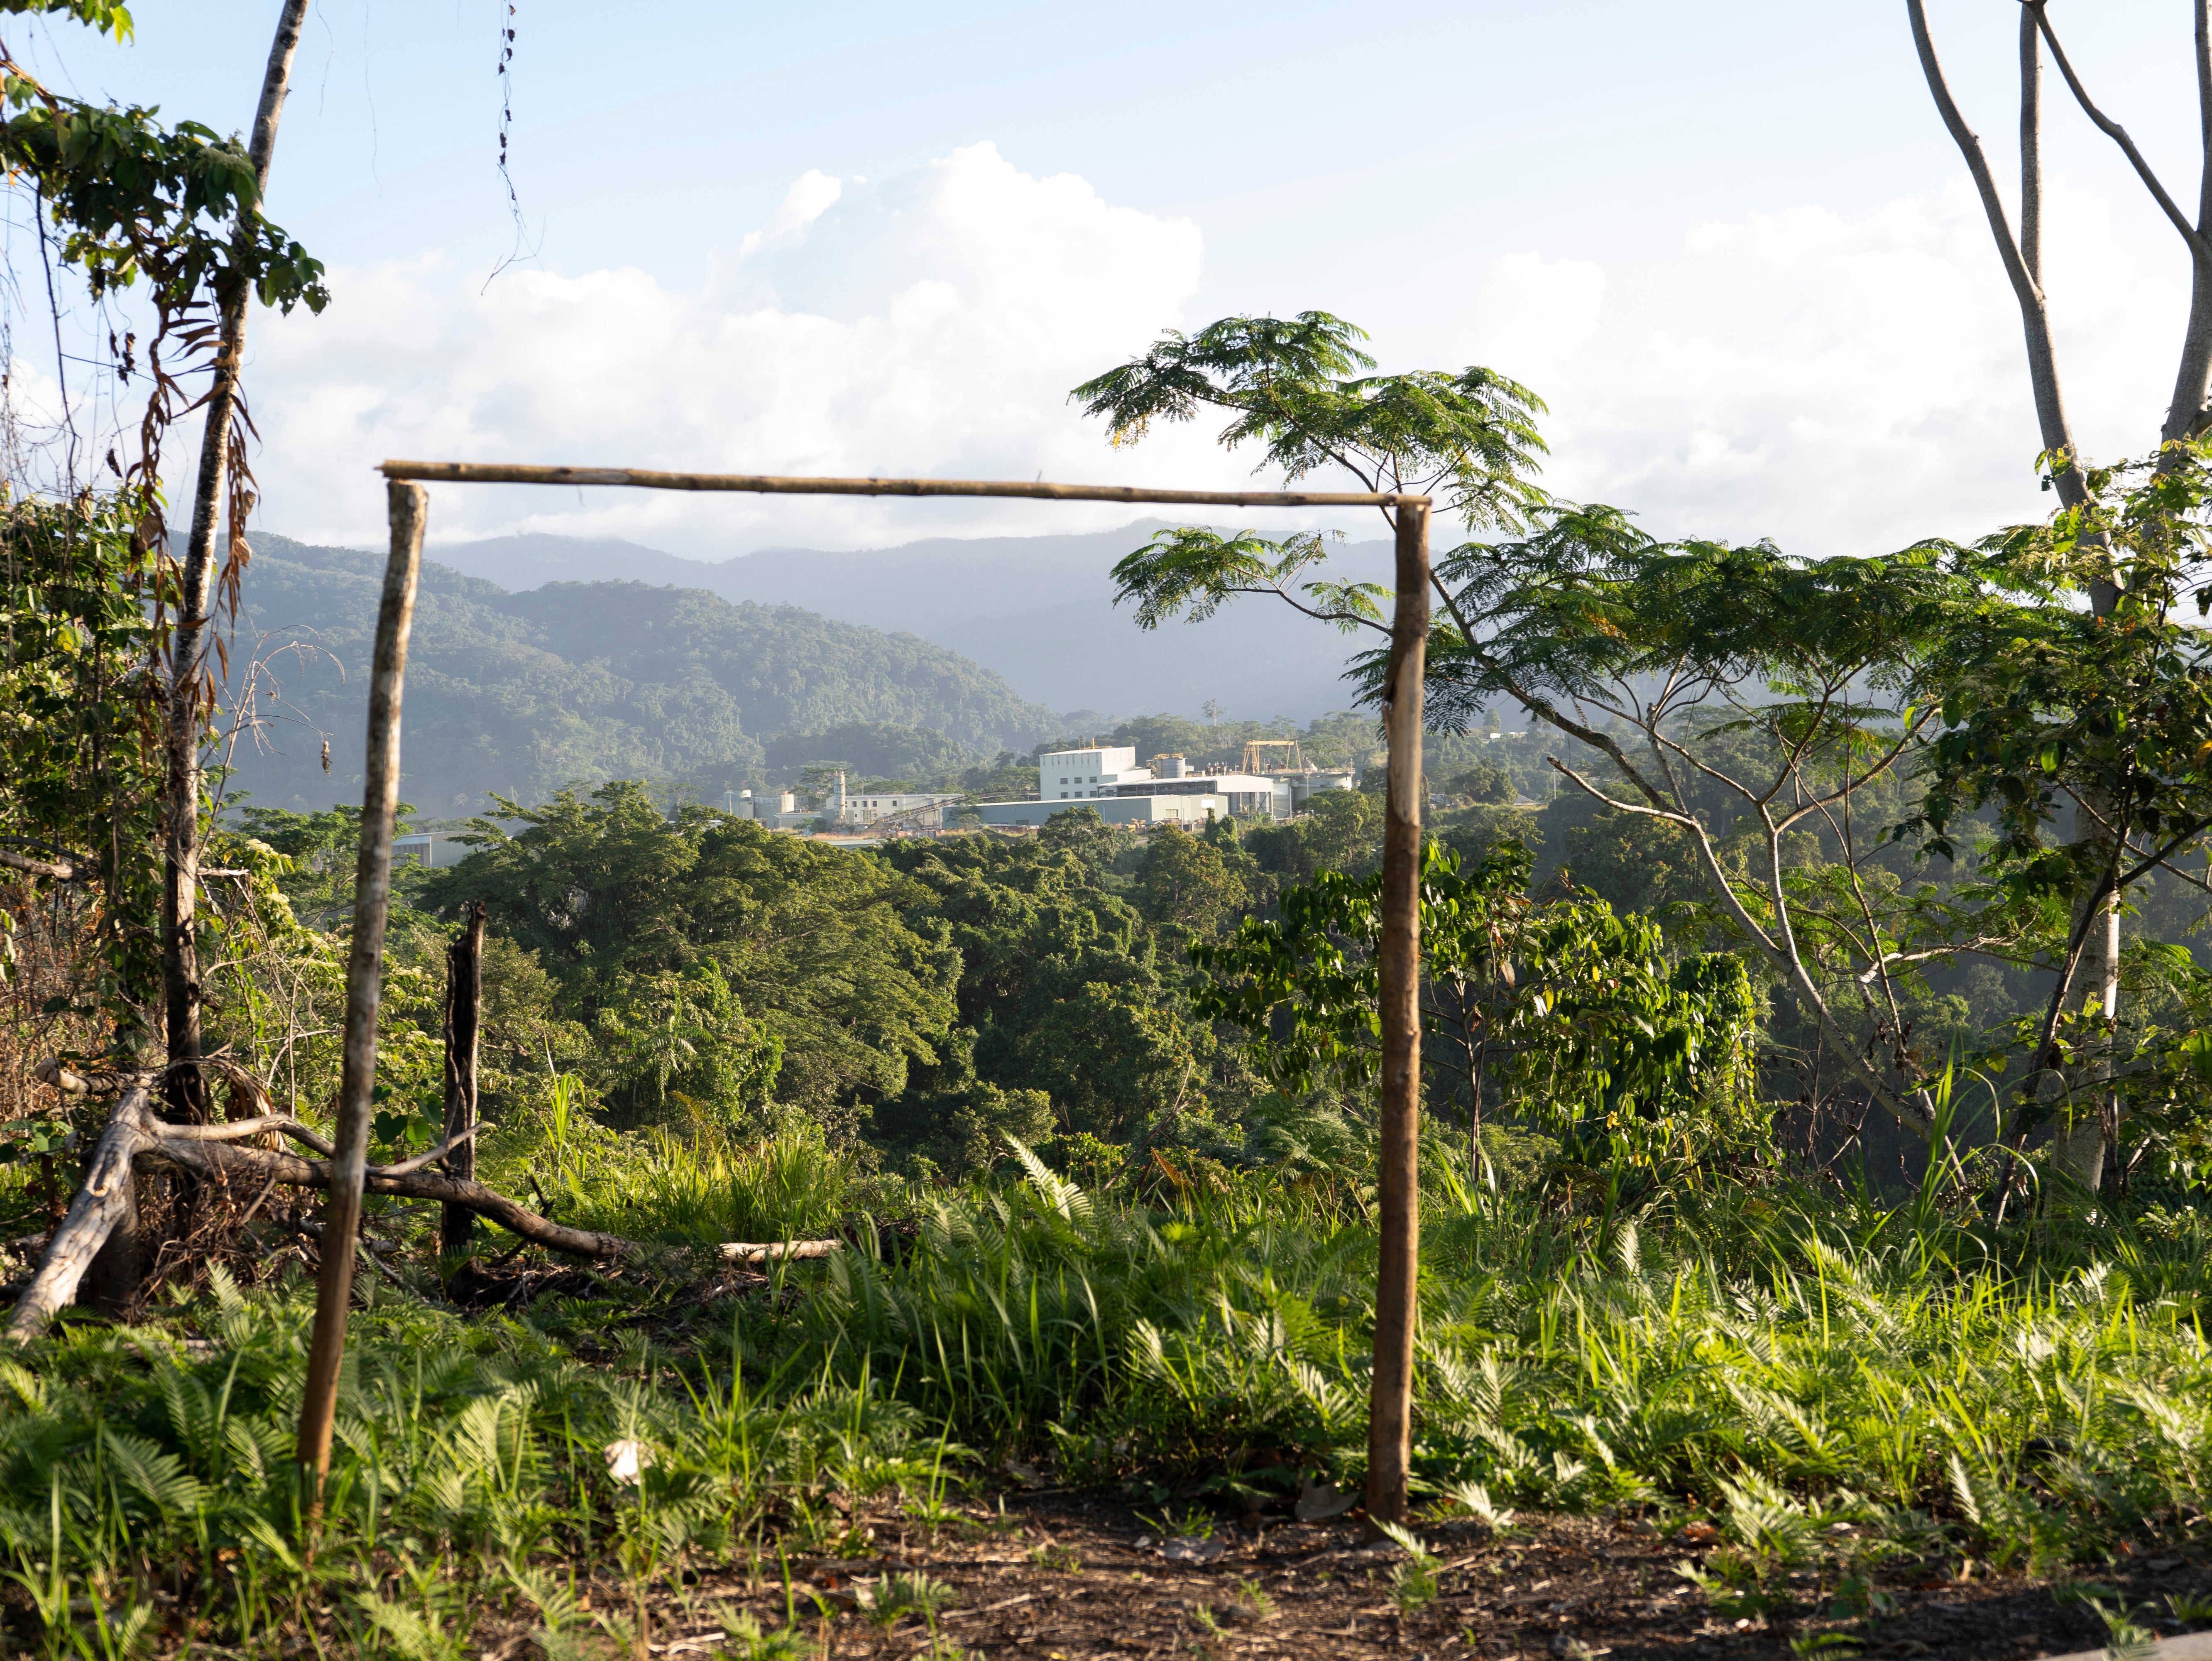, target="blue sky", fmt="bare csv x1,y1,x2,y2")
6,1,2203,559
